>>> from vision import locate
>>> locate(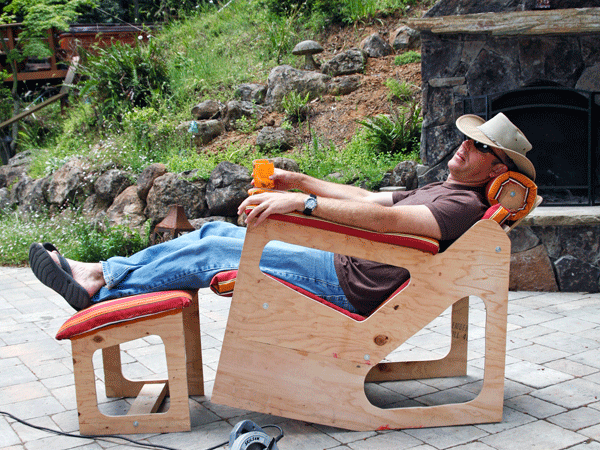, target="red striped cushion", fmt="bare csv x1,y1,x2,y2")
56,290,193,340
482,203,511,226
210,270,237,297
268,274,368,321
